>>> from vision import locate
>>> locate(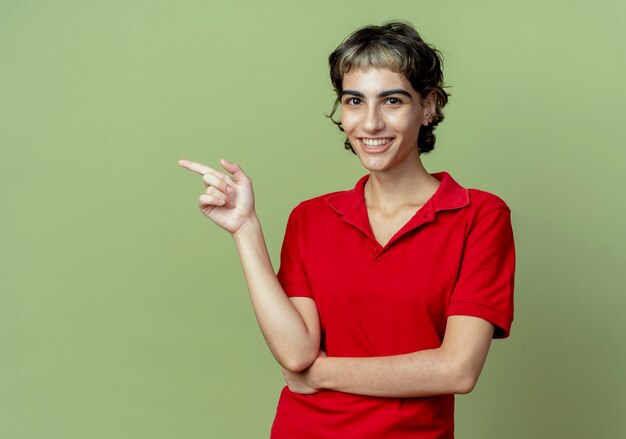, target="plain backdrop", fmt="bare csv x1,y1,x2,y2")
1,1,625,438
